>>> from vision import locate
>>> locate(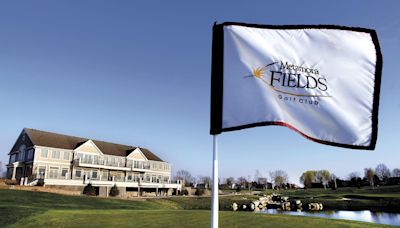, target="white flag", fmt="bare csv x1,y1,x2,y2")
210,22,382,150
